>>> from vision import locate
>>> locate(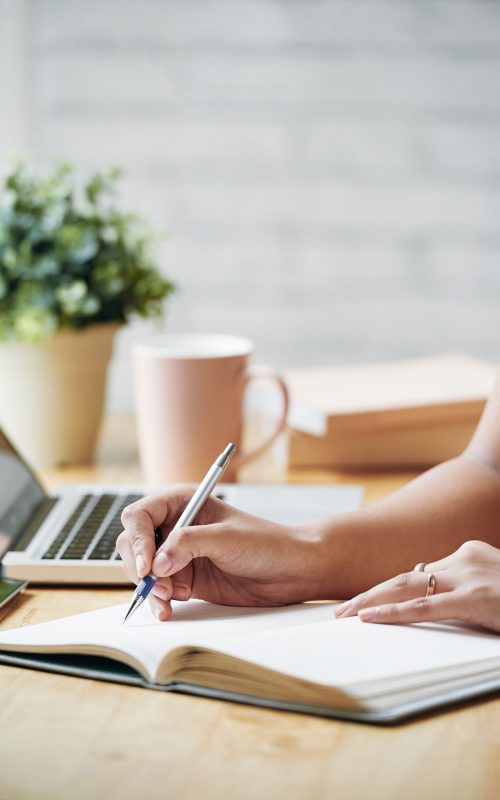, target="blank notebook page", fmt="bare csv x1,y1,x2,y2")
0,600,336,679
211,616,500,690
1,601,499,689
